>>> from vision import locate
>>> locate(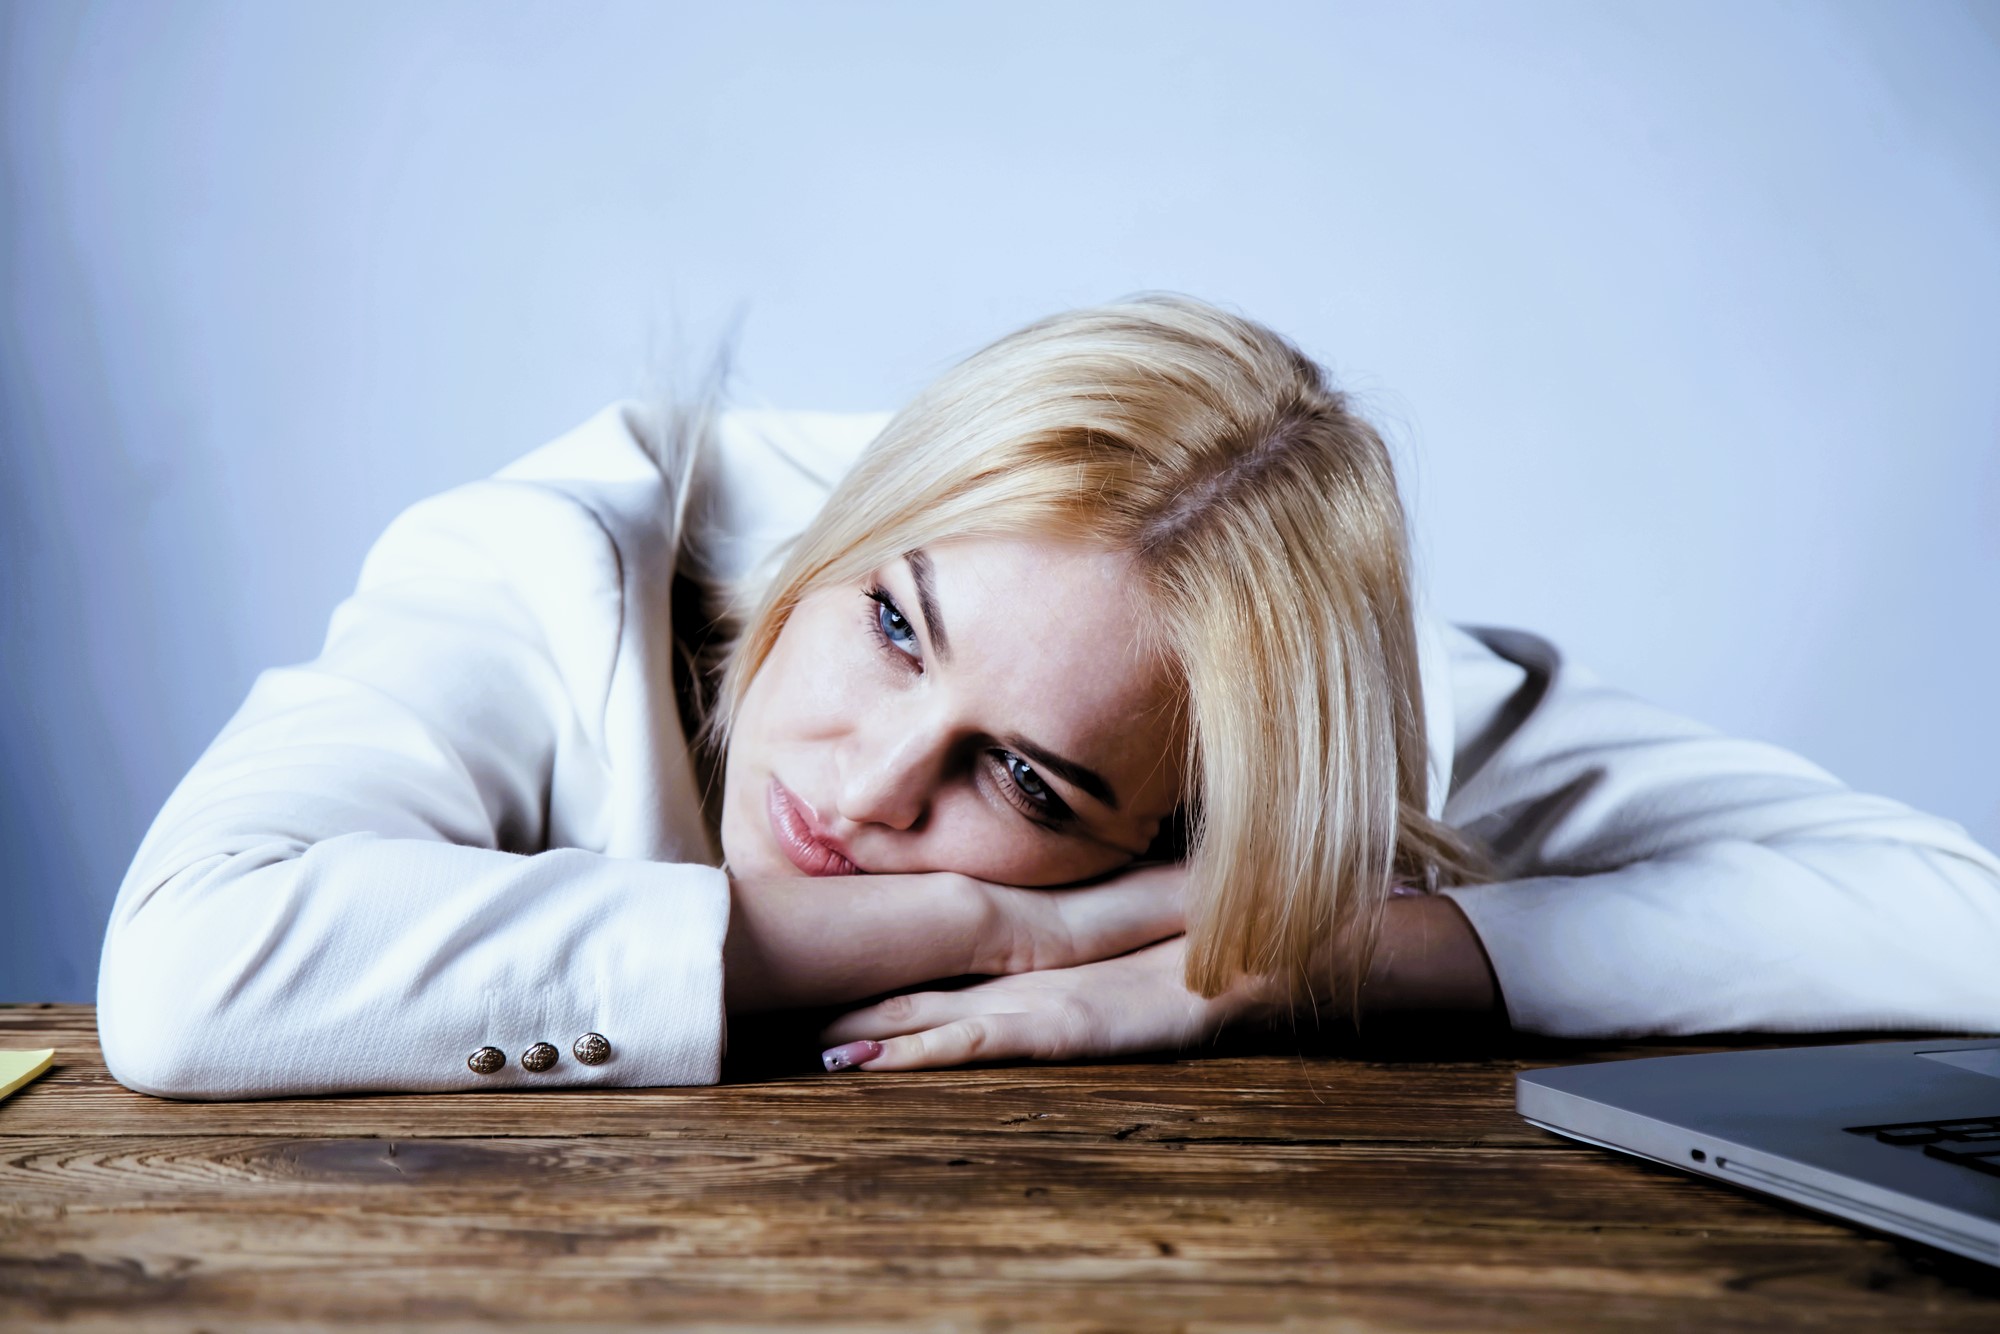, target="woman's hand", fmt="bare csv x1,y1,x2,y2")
815,933,1281,1072
809,890,1508,1070
722,862,1188,1014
